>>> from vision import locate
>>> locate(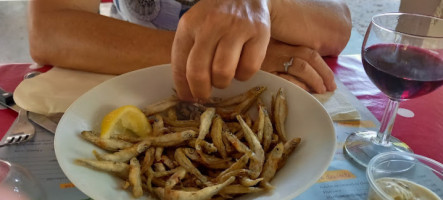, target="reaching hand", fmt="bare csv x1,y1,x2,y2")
261,39,337,93
171,0,271,102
